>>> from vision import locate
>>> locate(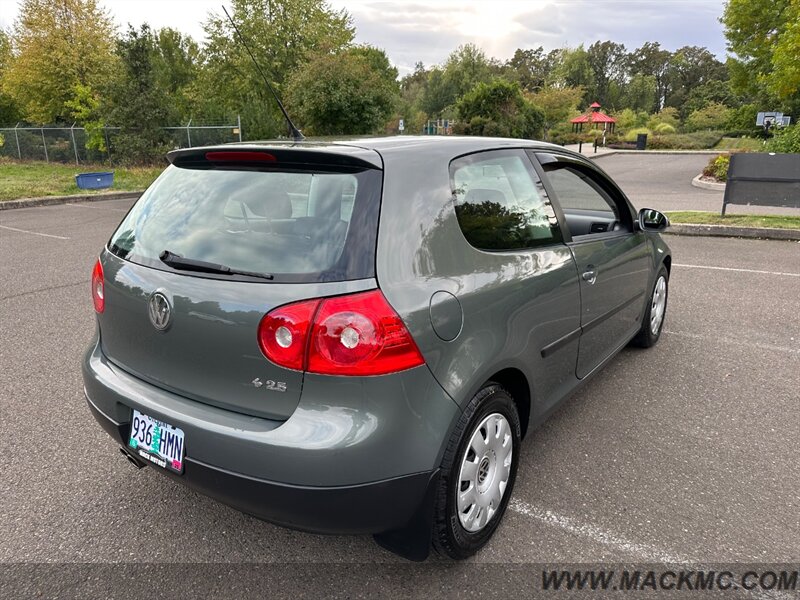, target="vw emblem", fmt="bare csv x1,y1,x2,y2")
148,292,172,331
